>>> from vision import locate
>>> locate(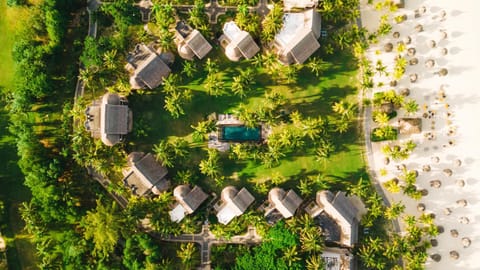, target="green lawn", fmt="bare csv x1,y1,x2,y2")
128,49,366,195
0,2,38,269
